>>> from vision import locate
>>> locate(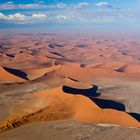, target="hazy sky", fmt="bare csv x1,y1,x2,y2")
0,0,140,33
